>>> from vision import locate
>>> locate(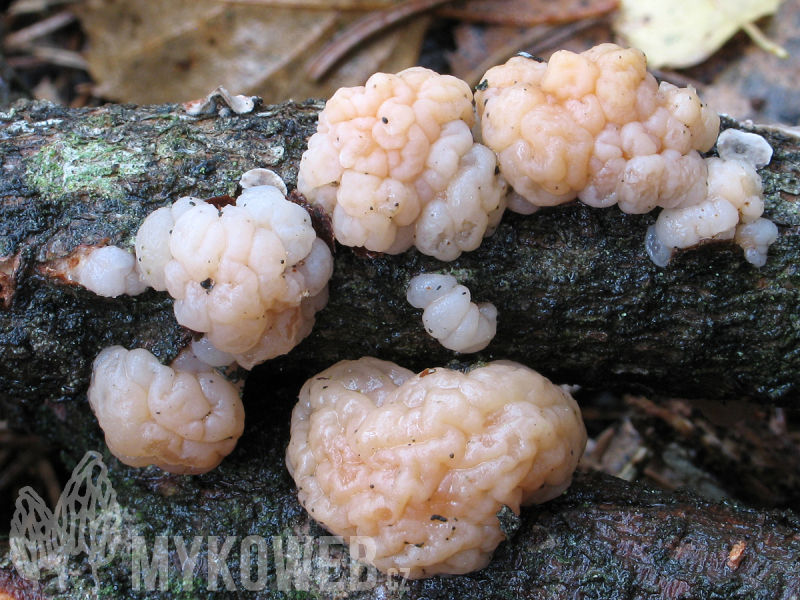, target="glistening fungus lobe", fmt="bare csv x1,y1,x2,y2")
475,43,778,266
407,273,497,353
87,346,244,474
73,245,148,297
286,358,586,579
297,67,508,261
135,181,333,369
